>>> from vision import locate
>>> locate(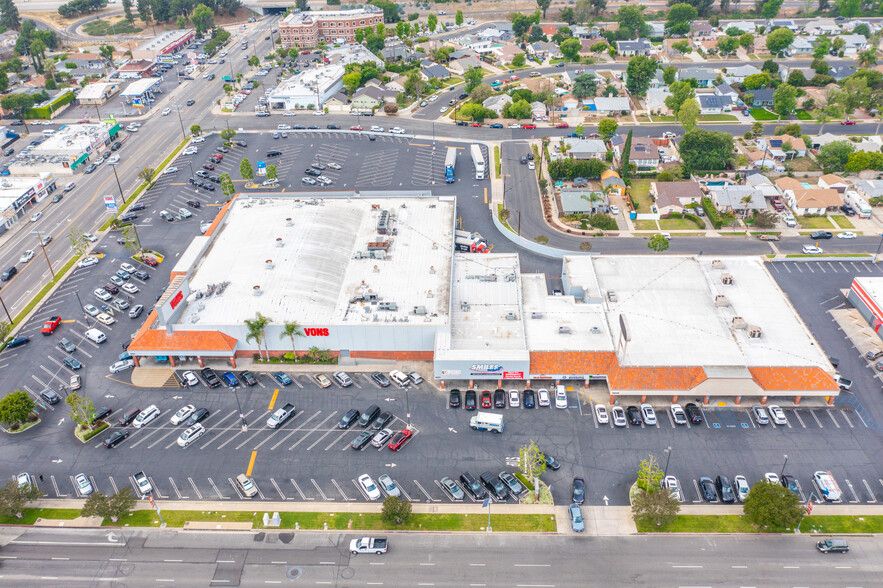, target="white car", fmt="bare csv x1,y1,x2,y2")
83,233,97,242
126,126,139,133
390,127,405,134
120,262,136,273
178,208,192,218
302,177,317,185
358,474,381,501
662,475,680,500
803,245,823,254
109,359,135,373
182,148,198,156
163,167,179,174
378,473,400,497
162,108,171,116
183,371,199,387
734,475,750,502
30,212,42,222
84,304,100,317
662,131,677,139
177,423,206,447
313,110,325,116
509,123,521,129
171,405,195,425
94,288,112,301
609,205,620,215
554,388,568,409
16,472,32,488
79,257,99,268
75,473,93,496
95,312,115,325
611,406,627,427
191,136,205,143
277,124,292,130
283,112,297,117
108,155,120,165
132,405,160,428
508,389,520,408
528,161,535,170
594,403,609,424
837,231,857,239
372,428,393,448
317,176,332,185
640,403,657,426
369,125,384,132
327,162,341,170
537,388,550,407
122,282,139,294
670,403,687,425
19,250,34,264
768,404,787,425
764,472,780,485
